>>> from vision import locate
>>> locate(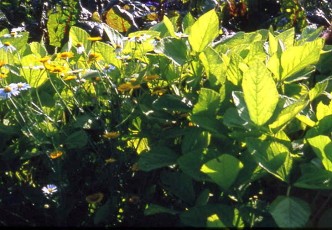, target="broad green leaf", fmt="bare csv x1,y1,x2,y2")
138,146,178,171
306,135,332,171
102,23,124,49
20,54,48,88
191,88,224,134
246,137,292,182
269,99,308,133
161,171,195,205
269,196,310,228
201,154,243,190
242,61,279,126
294,163,332,189
181,130,210,154
188,9,219,52
280,39,324,80
177,149,212,181
65,130,88,149
47,8,66,47
144,204,178,216
29,42,47,57
268,28,295,55
94,41,121,68
199,47,227,86
68,26,91,53
154,37,188,65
